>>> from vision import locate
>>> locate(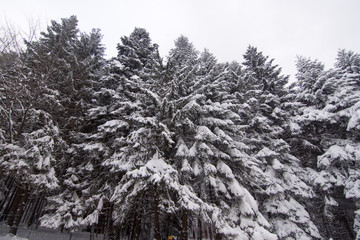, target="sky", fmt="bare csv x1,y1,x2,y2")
1,0,360,81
